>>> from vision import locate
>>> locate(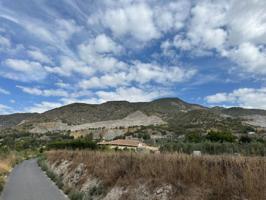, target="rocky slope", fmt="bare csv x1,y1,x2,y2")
1,98,266,135
0,113,39,130
29,111,166,136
